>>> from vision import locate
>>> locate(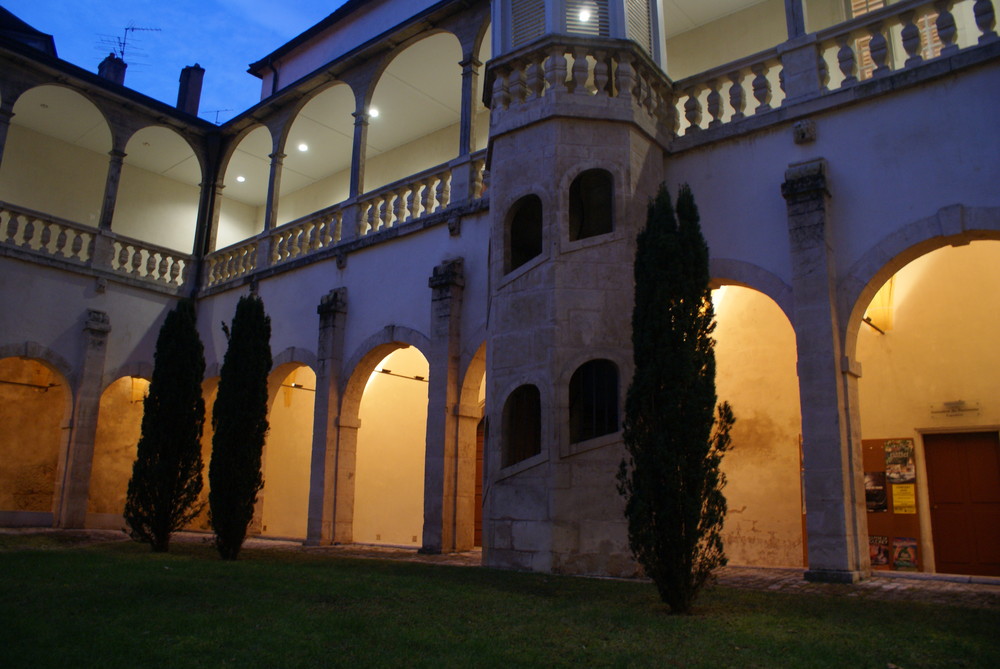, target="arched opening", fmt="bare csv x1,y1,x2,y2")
88,375,149,528
0,85,111,226
354,346,429,546
854,240,1000,577
568,359,619,444
506,194,543,272
0,357,68,523
568,169,614,241
256,363,316,539
217,126,272,249
276,84,355,226
114,126,201,252
458,342,487,549
365,33,463,192
473,25,493,153
502,384,541,468
712,284,805,567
